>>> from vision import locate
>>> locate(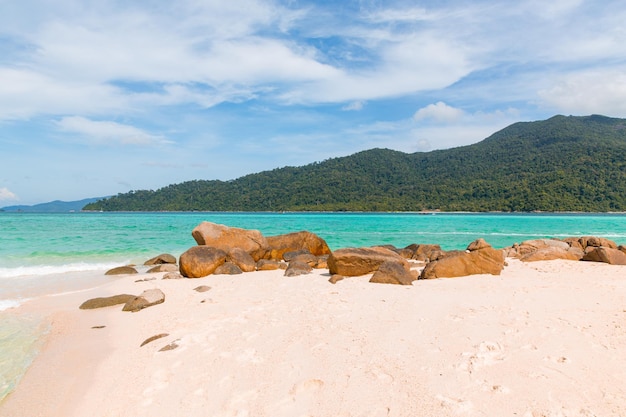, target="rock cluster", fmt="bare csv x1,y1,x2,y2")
179,222,331,278
507,236,626,265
